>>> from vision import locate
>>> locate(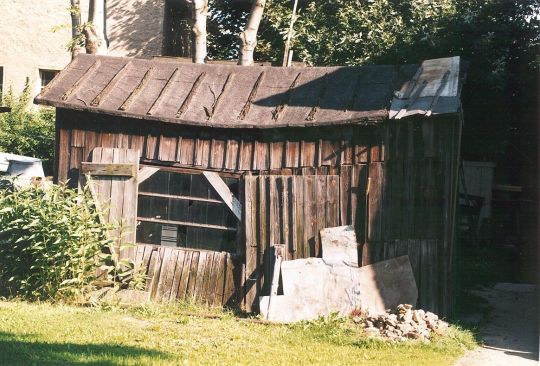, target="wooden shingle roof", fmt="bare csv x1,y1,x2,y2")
35,54,463,129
